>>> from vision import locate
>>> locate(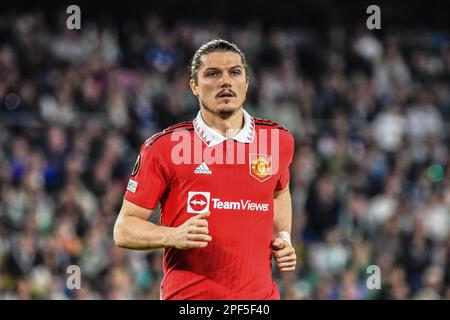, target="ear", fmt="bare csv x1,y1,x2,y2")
189,79,198,96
